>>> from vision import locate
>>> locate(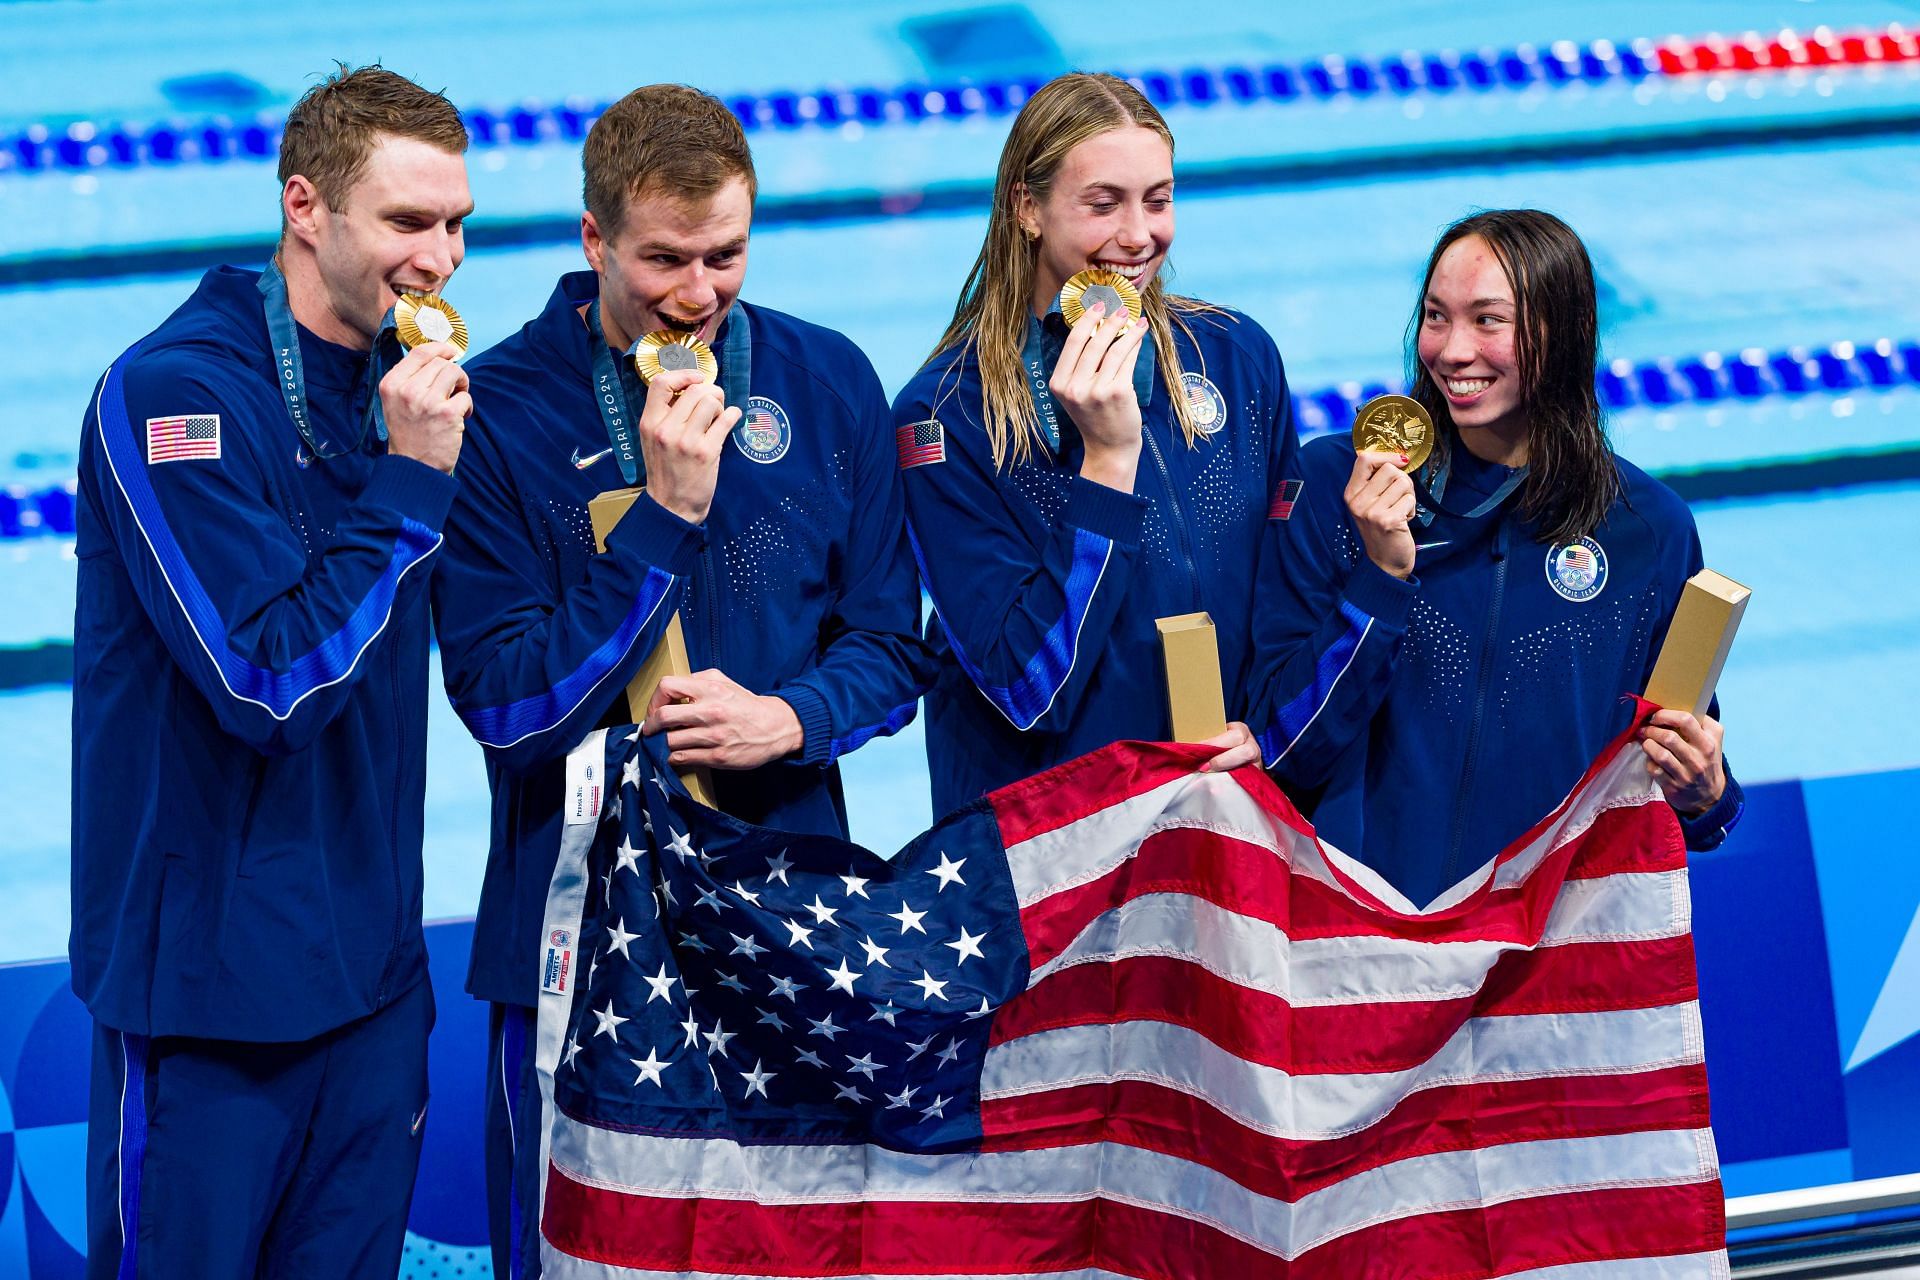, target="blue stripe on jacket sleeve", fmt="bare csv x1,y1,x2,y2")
1258,600,1373,767
909,524,1113,732
454,564,679,749
95,352,441,722
827,699,918,764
